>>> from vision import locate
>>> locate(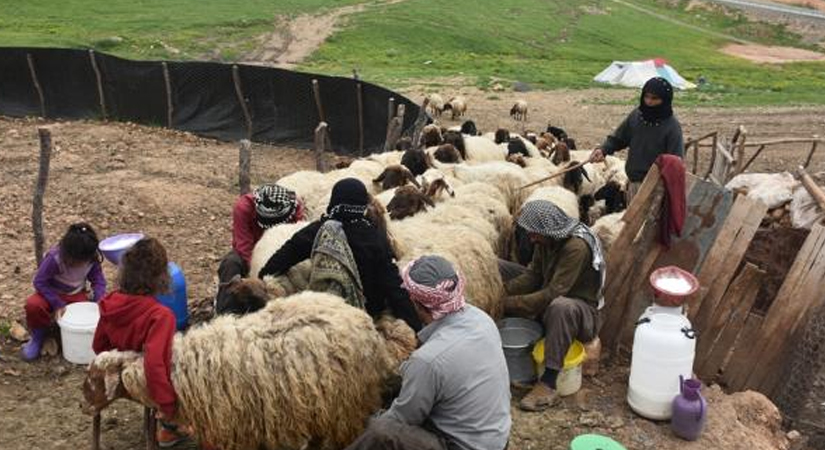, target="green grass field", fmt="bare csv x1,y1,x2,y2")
1,0,824,106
